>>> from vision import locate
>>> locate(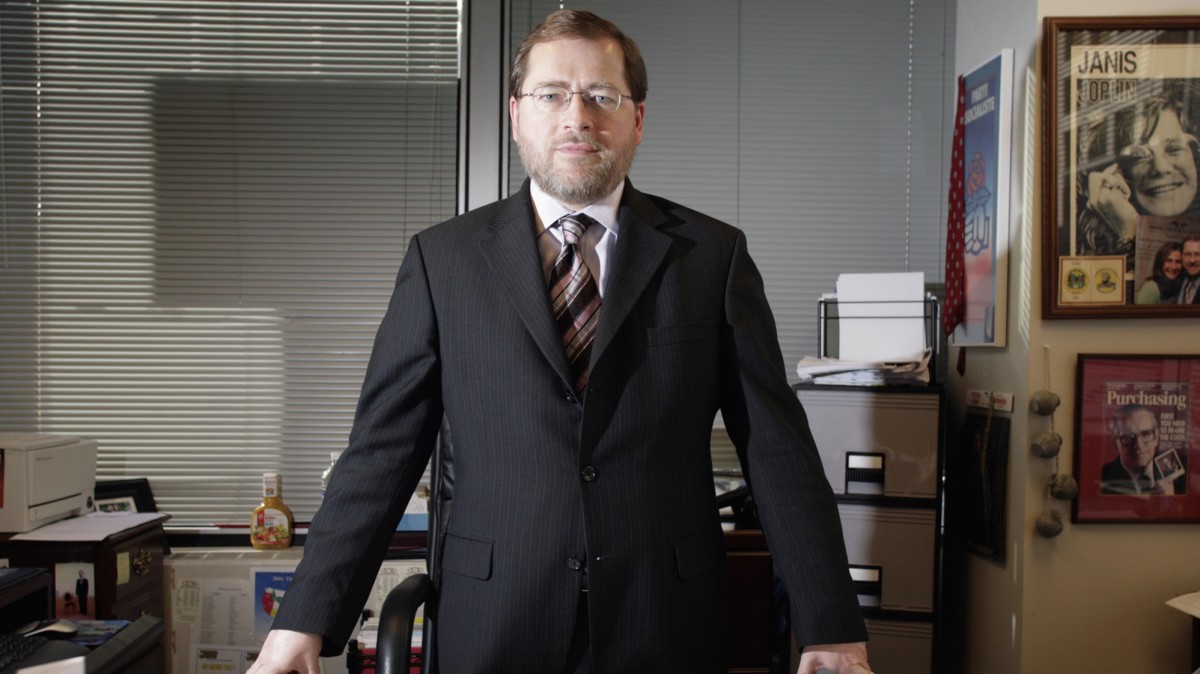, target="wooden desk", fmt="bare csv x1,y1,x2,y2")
0,519,167,621
725,529,786,674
